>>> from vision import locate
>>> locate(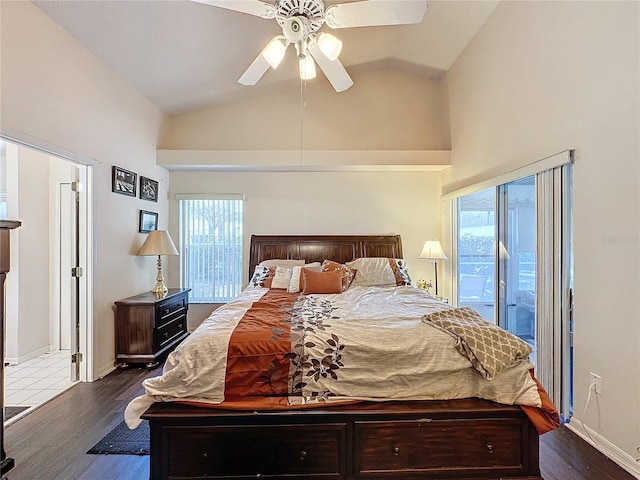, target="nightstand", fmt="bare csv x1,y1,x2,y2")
114,288,190,368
